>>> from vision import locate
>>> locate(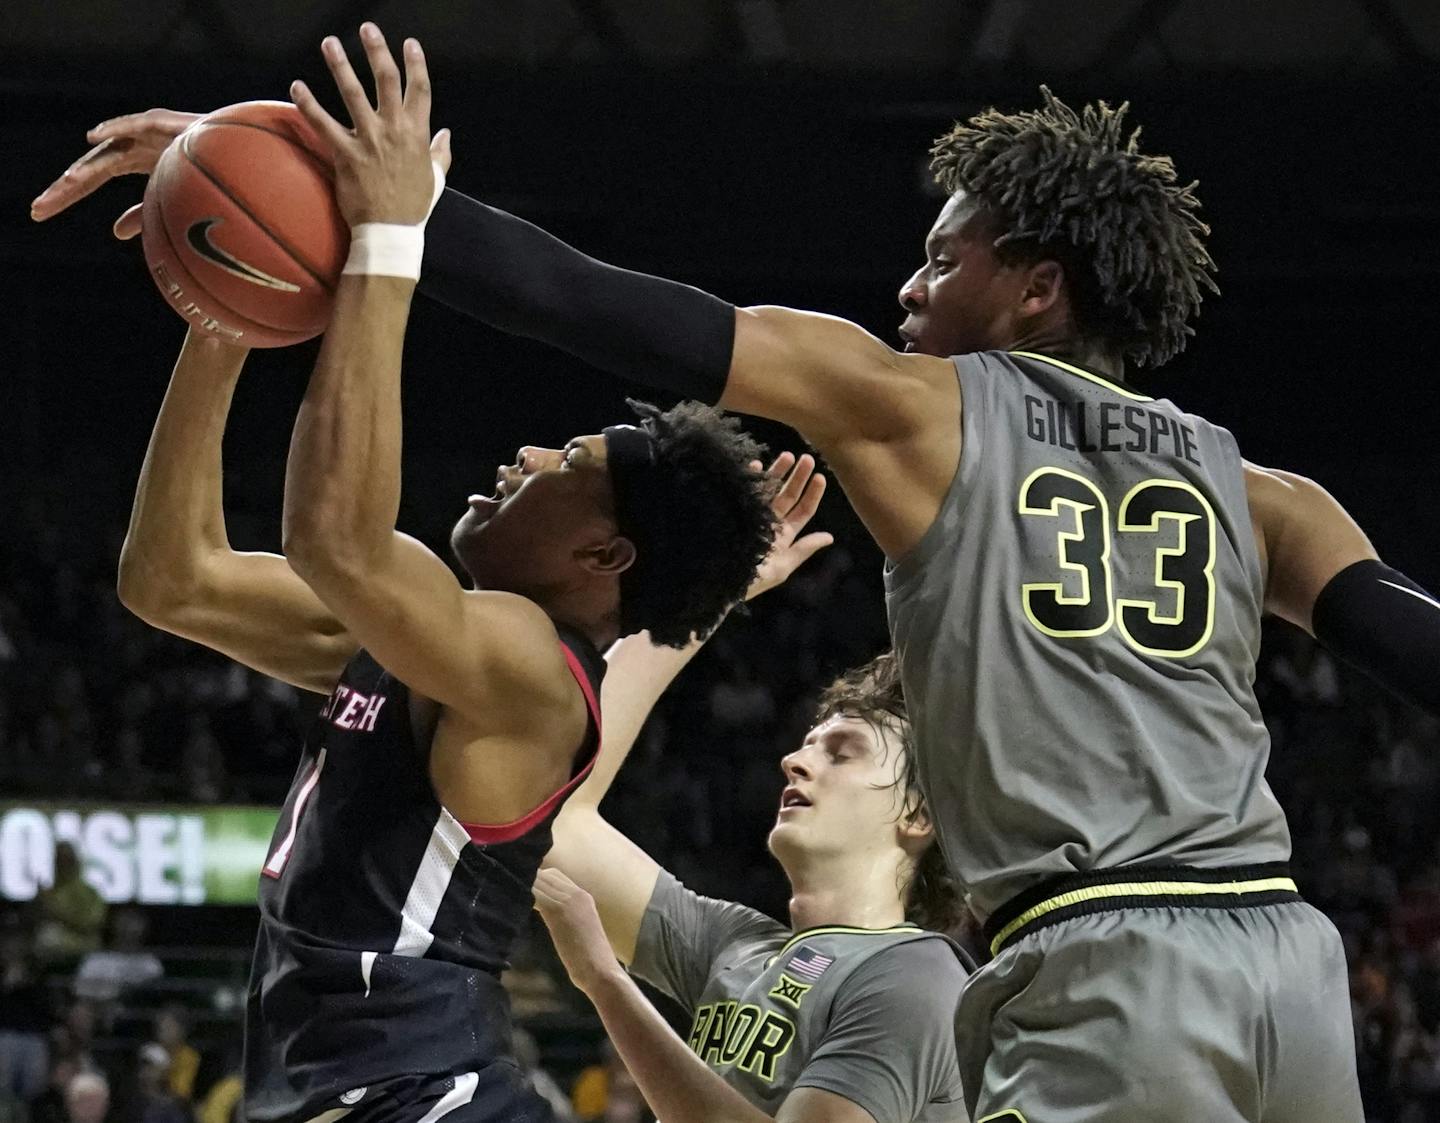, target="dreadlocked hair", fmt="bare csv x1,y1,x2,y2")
929,86,1218,368
815,652,970,940
617,400,776,648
